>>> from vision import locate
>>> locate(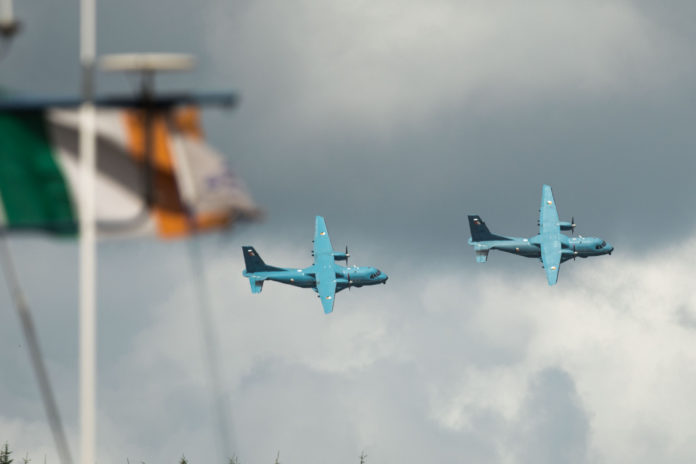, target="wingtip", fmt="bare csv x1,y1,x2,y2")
322,301,334,314
315,215,327,230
